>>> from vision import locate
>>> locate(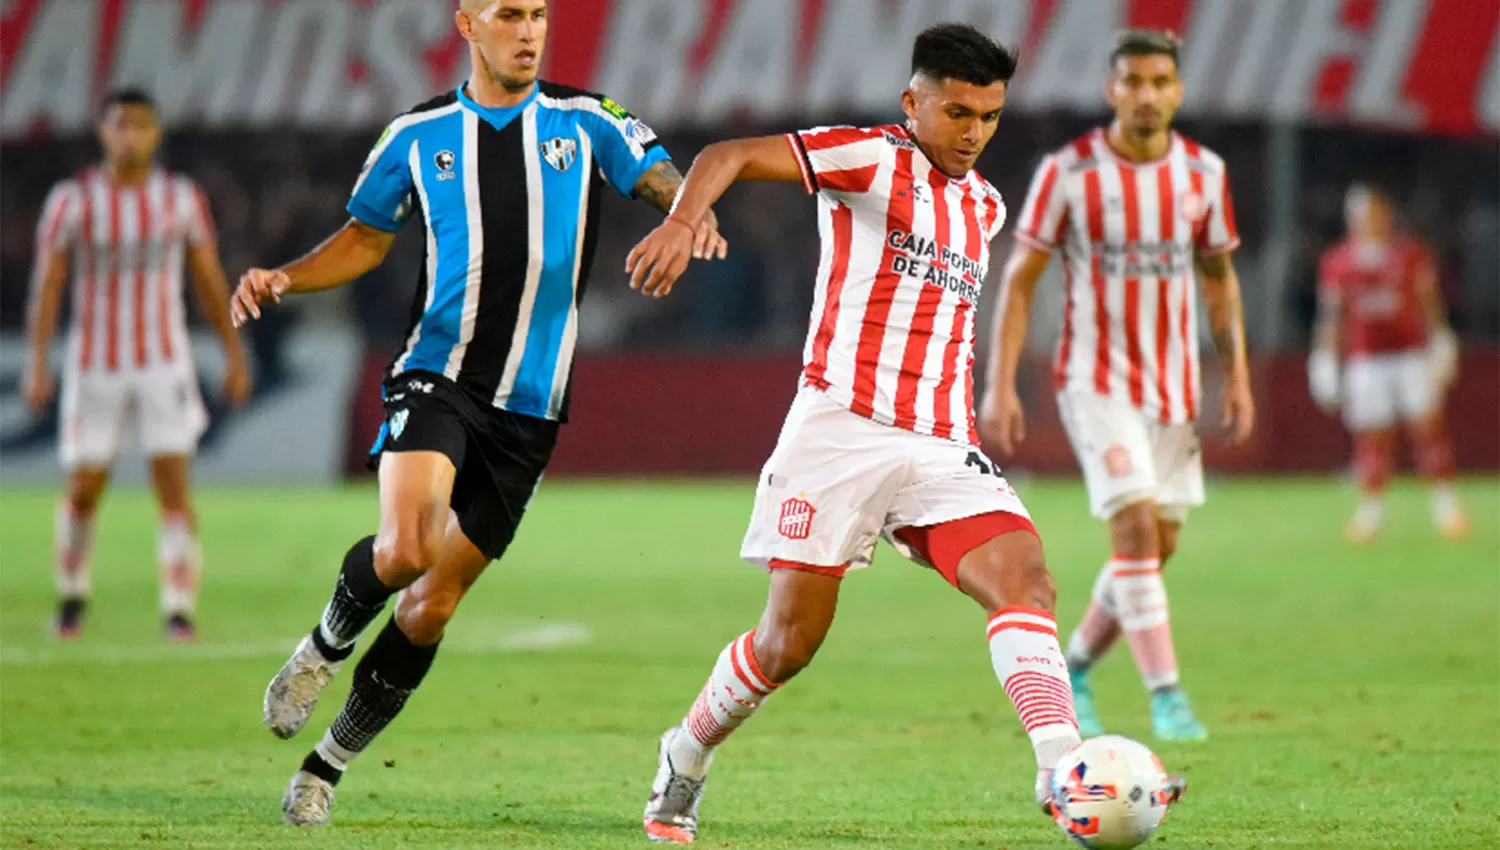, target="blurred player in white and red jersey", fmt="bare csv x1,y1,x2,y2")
981,30,1254,744
23,89,251,642
623,24,1185,845
1309,184,1467,542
